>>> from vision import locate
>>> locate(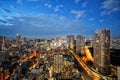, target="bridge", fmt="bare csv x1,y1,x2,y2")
69,49,117,80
